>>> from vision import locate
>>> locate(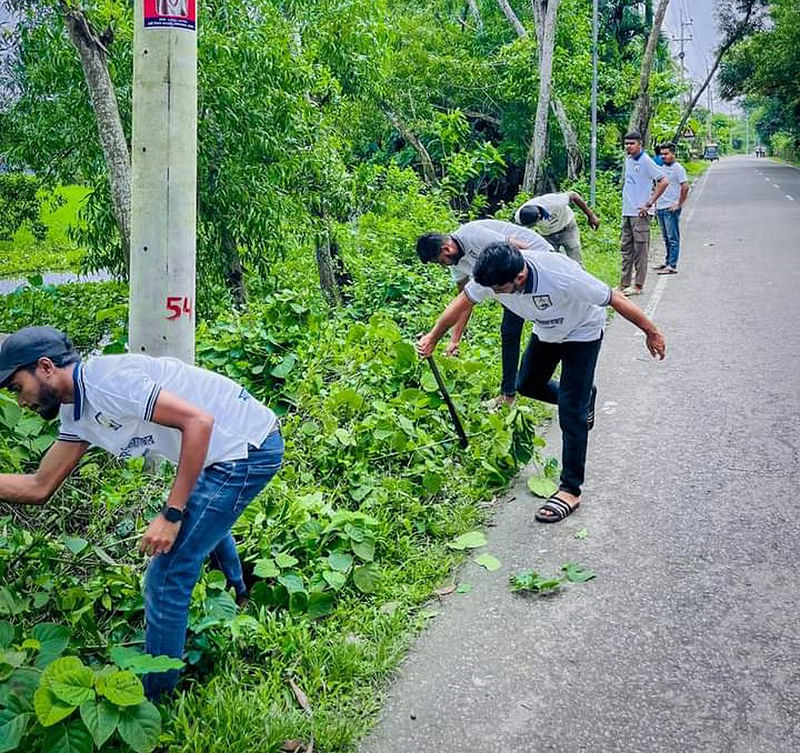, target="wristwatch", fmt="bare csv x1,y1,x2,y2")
161,505,186,523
